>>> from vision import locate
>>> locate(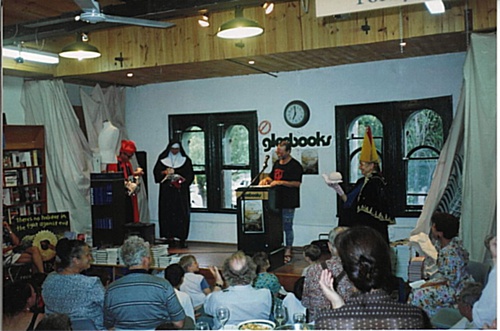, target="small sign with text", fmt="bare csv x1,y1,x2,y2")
316,0,429,17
